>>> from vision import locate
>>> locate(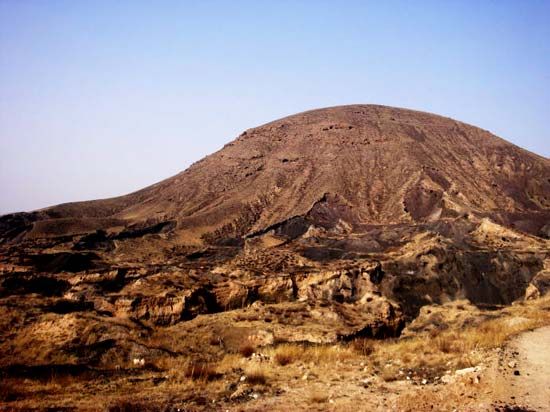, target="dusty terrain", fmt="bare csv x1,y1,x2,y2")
0,105,549,411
